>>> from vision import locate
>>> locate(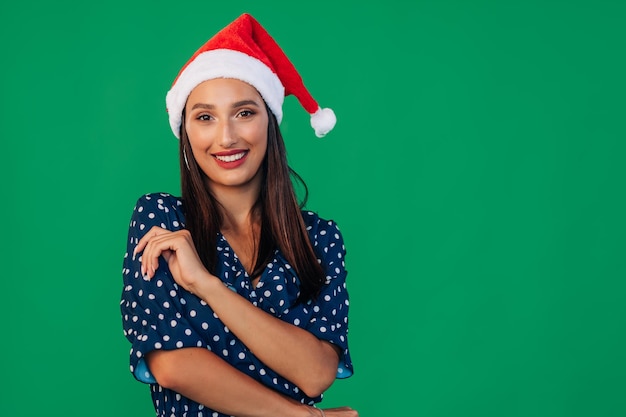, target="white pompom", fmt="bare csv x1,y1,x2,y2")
310,107,336,138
